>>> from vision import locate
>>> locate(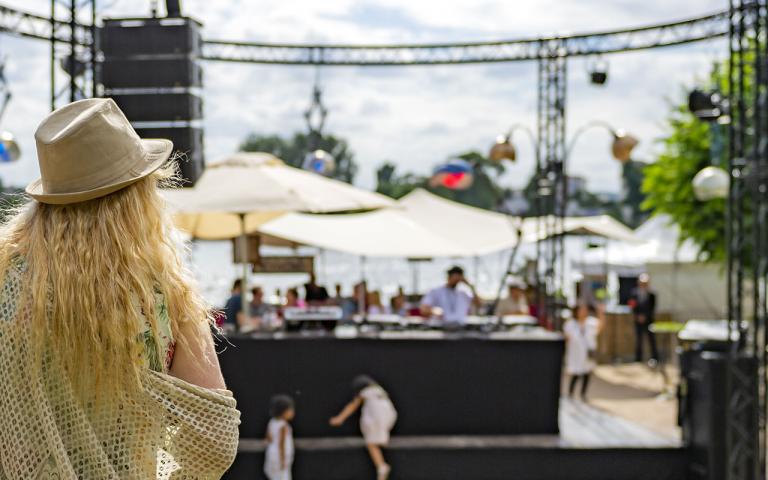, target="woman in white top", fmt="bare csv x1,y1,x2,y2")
330,375,398,480
264,395,295,480
563,303,605,400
